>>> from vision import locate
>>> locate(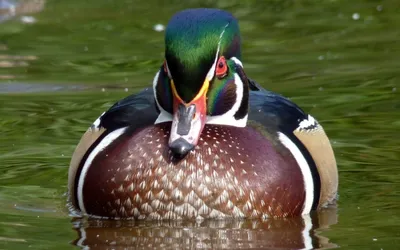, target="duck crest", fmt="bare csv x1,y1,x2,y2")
165,8,241,102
